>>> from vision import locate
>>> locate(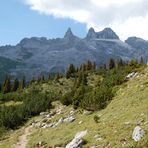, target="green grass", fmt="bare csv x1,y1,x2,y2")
0,67,148,147
0,101,23,107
